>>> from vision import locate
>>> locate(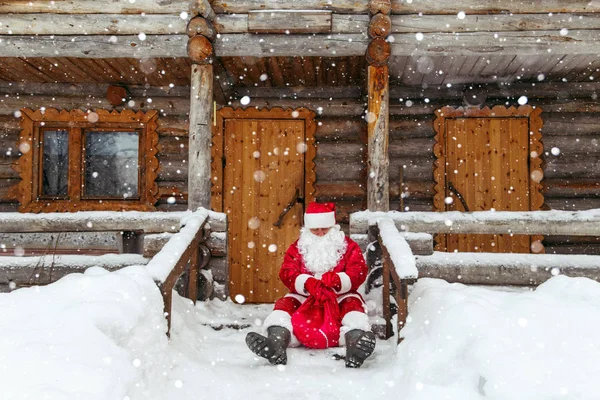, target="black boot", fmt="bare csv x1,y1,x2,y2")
246,326,291,365
345,329,376,368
